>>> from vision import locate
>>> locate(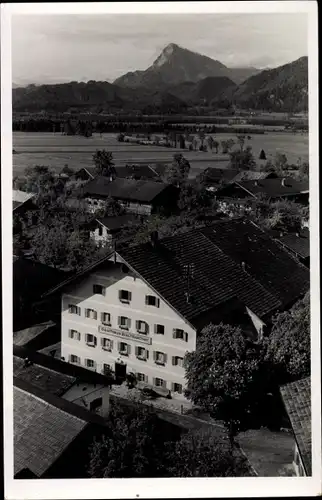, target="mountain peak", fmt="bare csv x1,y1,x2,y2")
153,43,181,67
